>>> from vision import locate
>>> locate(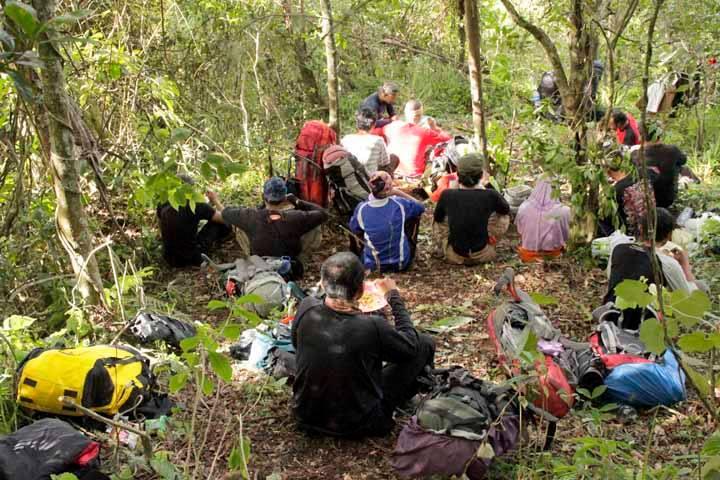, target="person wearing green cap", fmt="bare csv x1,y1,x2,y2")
432,153,510,265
